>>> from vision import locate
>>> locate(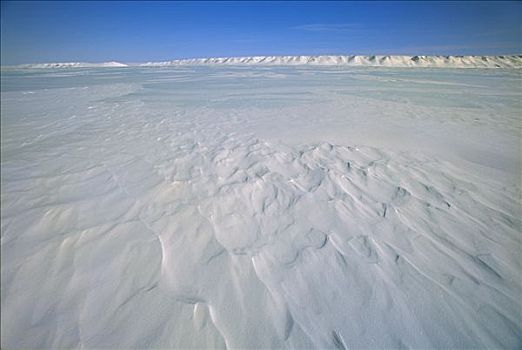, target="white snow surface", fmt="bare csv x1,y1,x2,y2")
1,66,521,349
139,55,522,68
